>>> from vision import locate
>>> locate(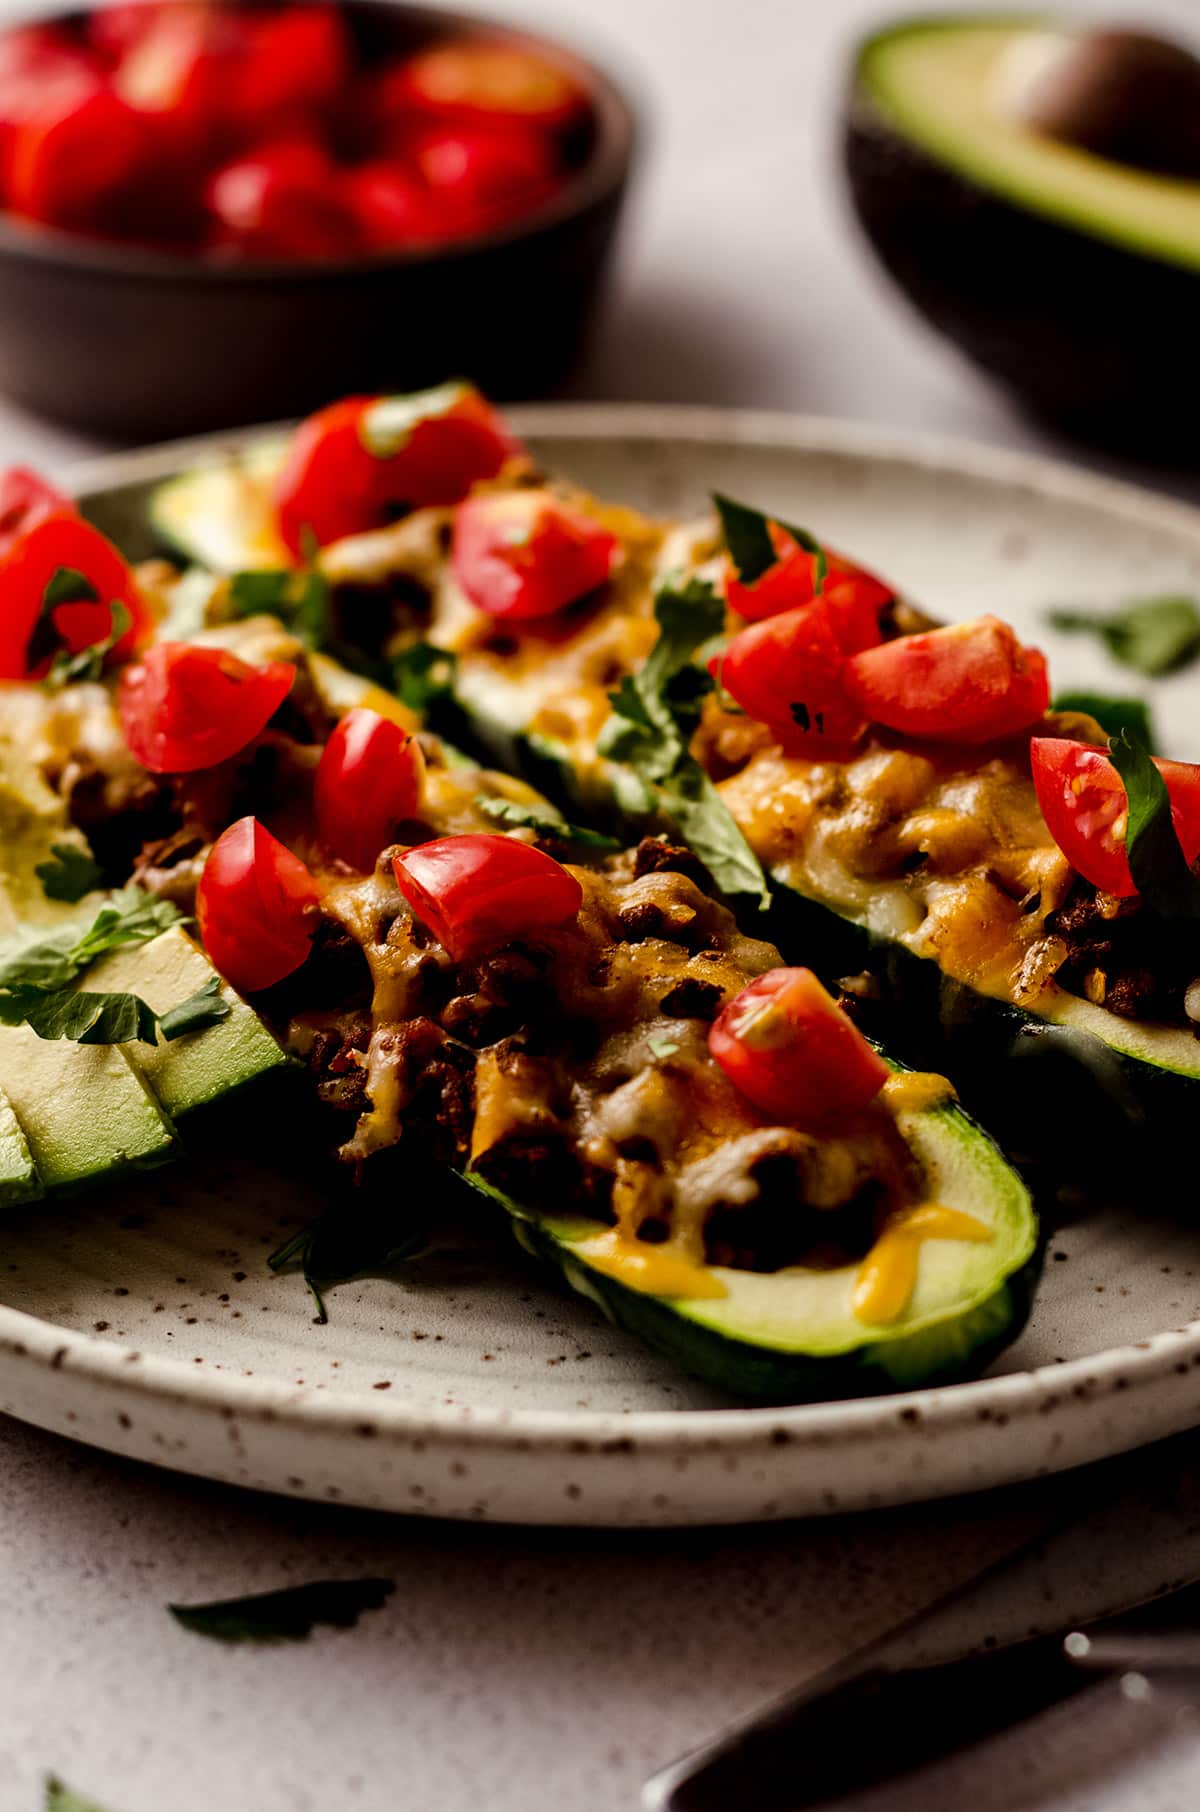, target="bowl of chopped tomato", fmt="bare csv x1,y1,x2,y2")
0,1,635,437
